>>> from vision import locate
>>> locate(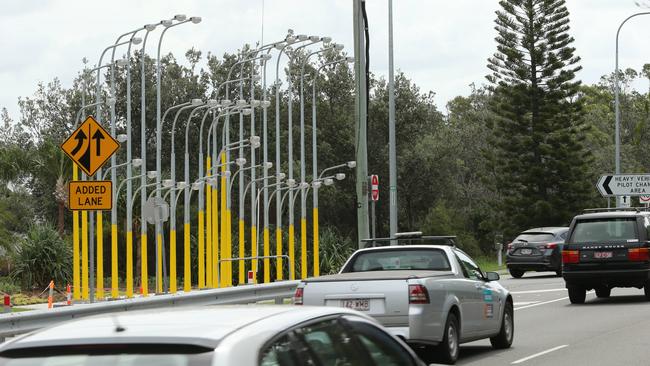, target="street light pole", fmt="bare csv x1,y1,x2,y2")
614,12,650,207
388,0,398,244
